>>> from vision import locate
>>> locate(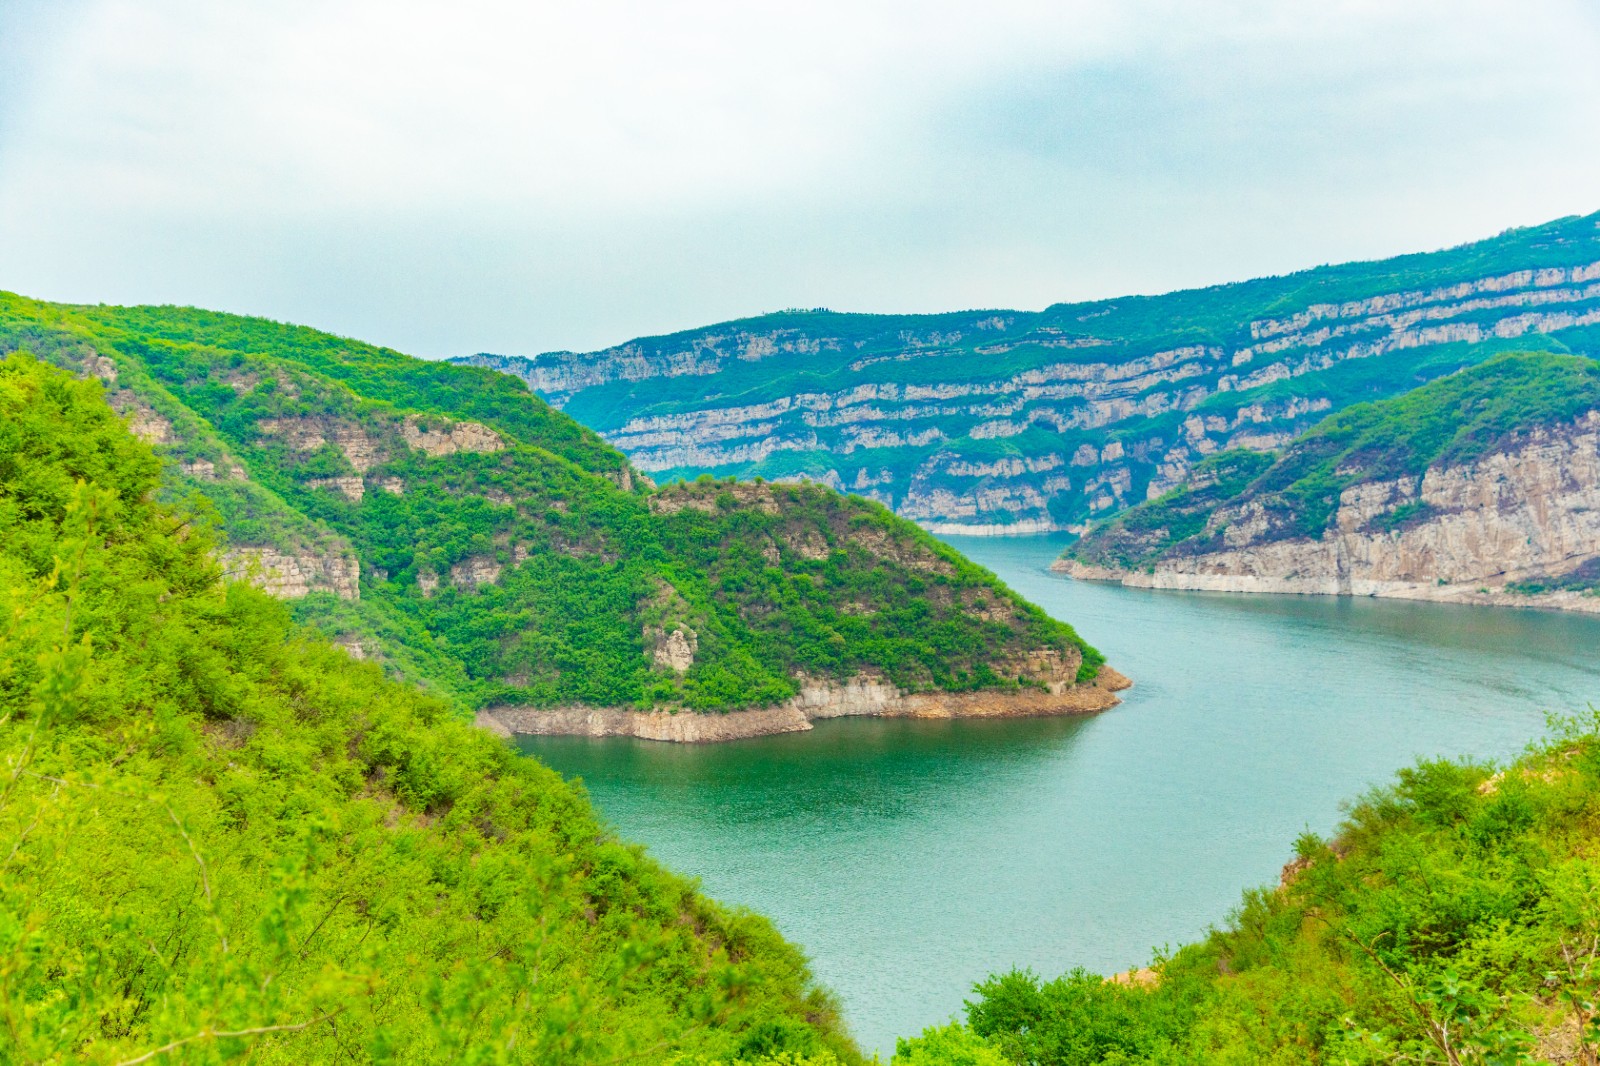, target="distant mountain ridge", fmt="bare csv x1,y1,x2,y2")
458,211,1600,533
